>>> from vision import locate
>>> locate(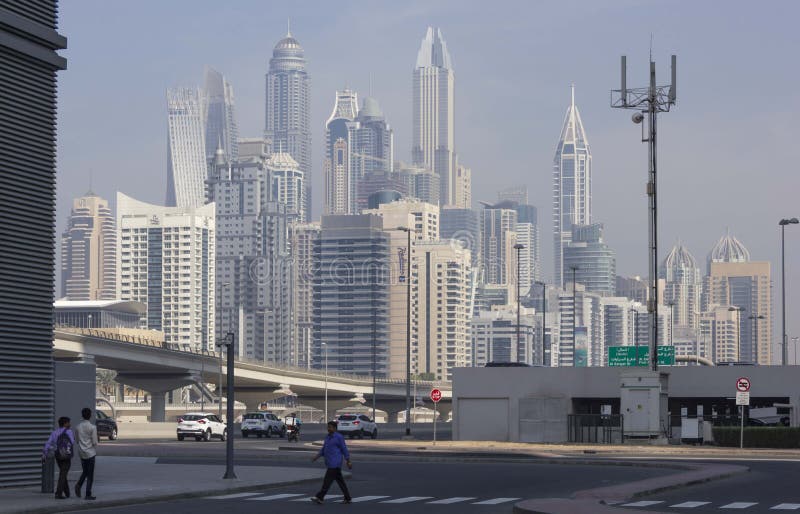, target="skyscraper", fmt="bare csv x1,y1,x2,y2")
412,27,457,206
661,242,701,329
440,207,480,266
0,1,66,485
290,222,320,368
61,192,116,301
166,88,208,208
453,164,471,208
553,86,592,288
480,203,518,287
323,89,358,215
265,28,311,221
203,66,239,162
563,223,616,297
267,151,305,223
116,193,215,351
351,96,393,211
